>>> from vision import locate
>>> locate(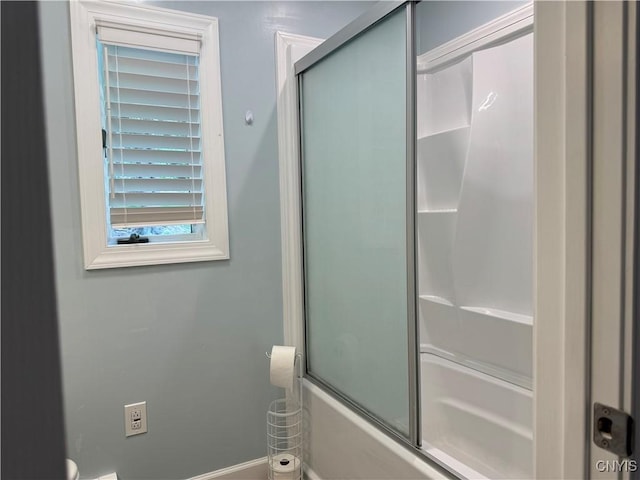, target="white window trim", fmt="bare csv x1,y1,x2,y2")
69,0,229,269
